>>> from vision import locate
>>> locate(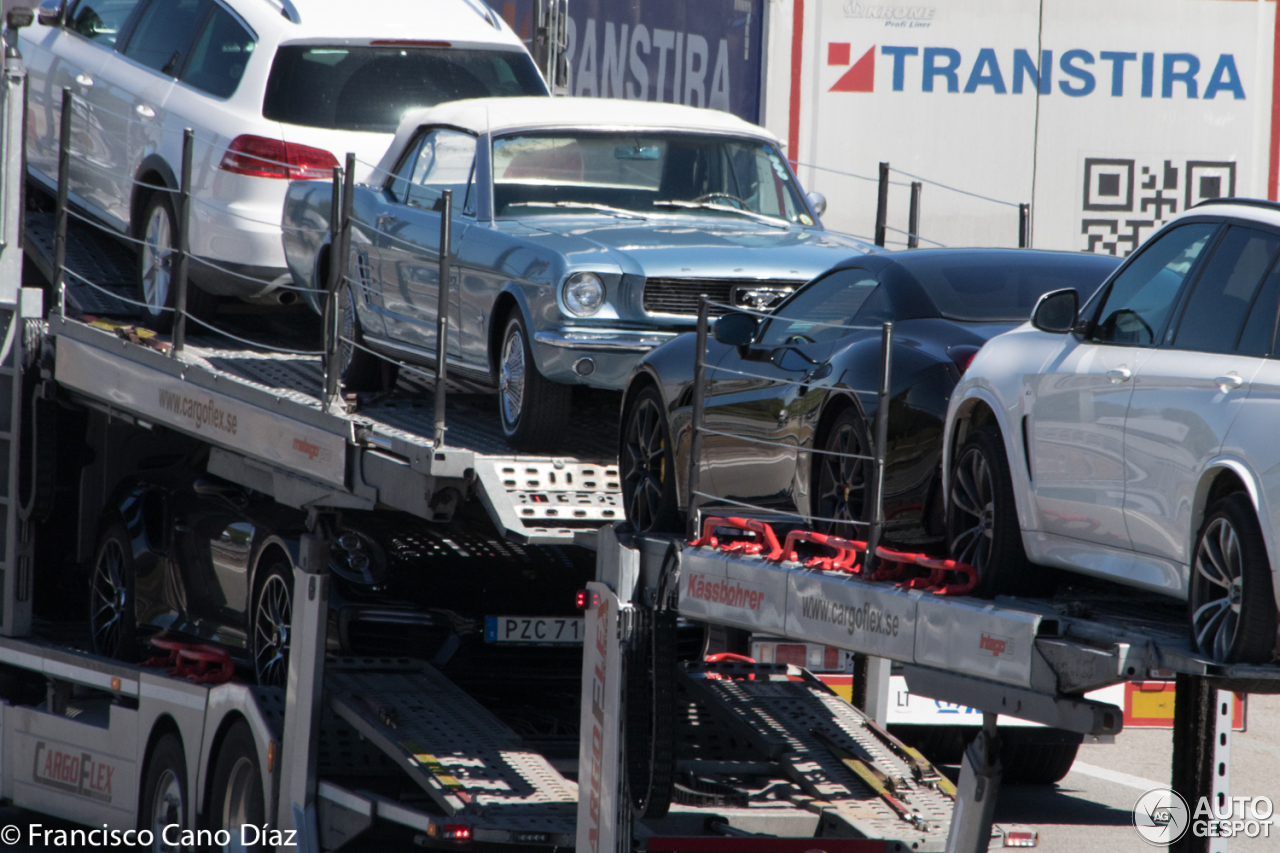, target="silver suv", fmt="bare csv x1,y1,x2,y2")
23,0,545,327
944,199,1280,664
